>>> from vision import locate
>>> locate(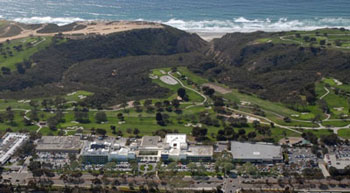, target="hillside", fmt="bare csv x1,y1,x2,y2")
0,25,208,107
191,29,350,106
1,21,350,109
